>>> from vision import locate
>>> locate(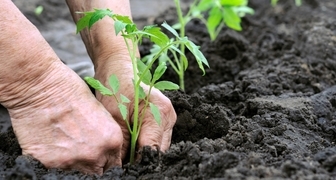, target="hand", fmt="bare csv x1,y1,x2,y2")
7,60,124,175
94,55,177,160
